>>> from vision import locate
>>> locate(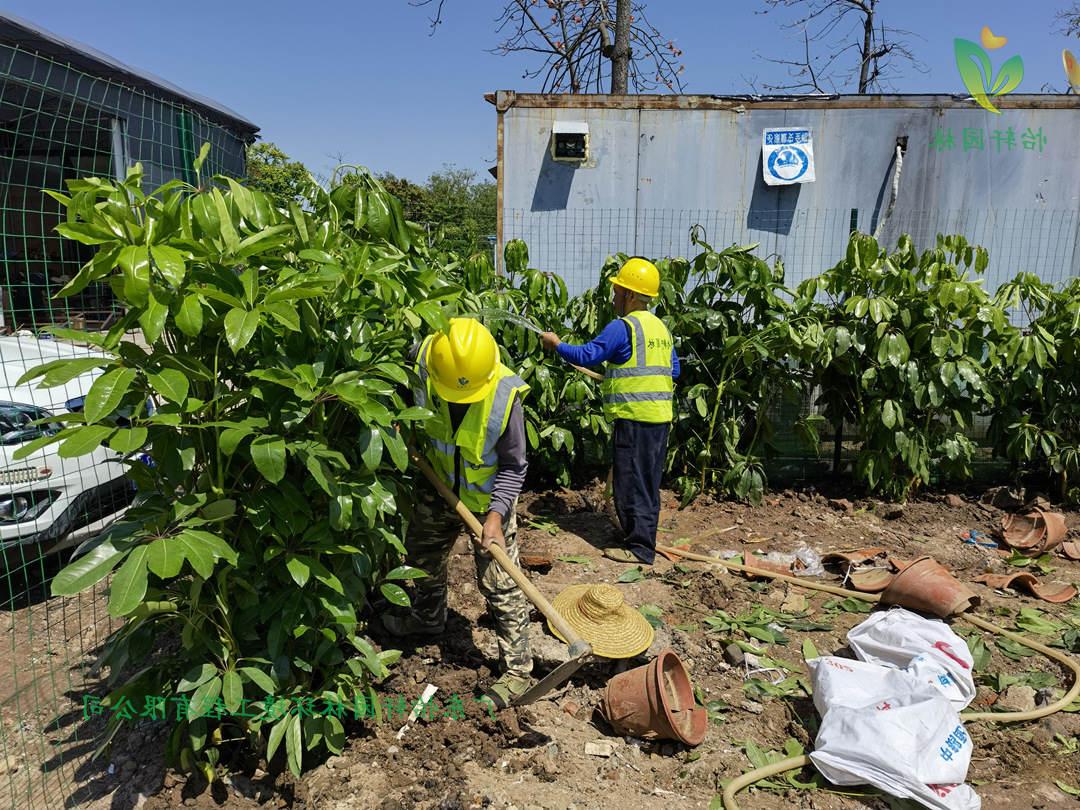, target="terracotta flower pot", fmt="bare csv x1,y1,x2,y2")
880,556,980,618
600,648,707,746
1000,509,1068,556
1039,510,1068,551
